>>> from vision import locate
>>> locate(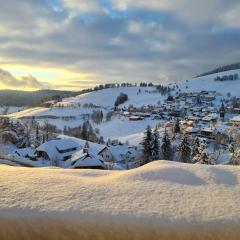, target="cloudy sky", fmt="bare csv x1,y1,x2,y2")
0,0,239,90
